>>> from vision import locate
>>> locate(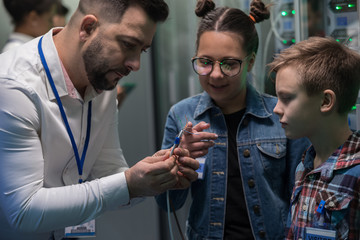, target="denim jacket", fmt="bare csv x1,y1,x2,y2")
156,83,310,240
